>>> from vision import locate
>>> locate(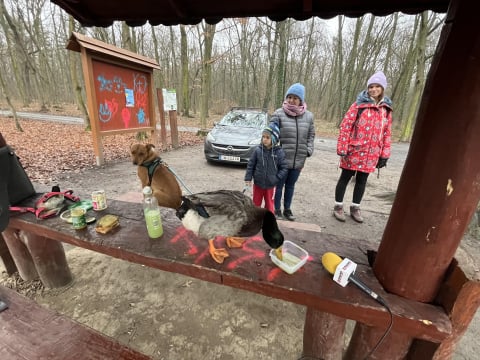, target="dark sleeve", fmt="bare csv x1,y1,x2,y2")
244,148,257,181
276,149,288,180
